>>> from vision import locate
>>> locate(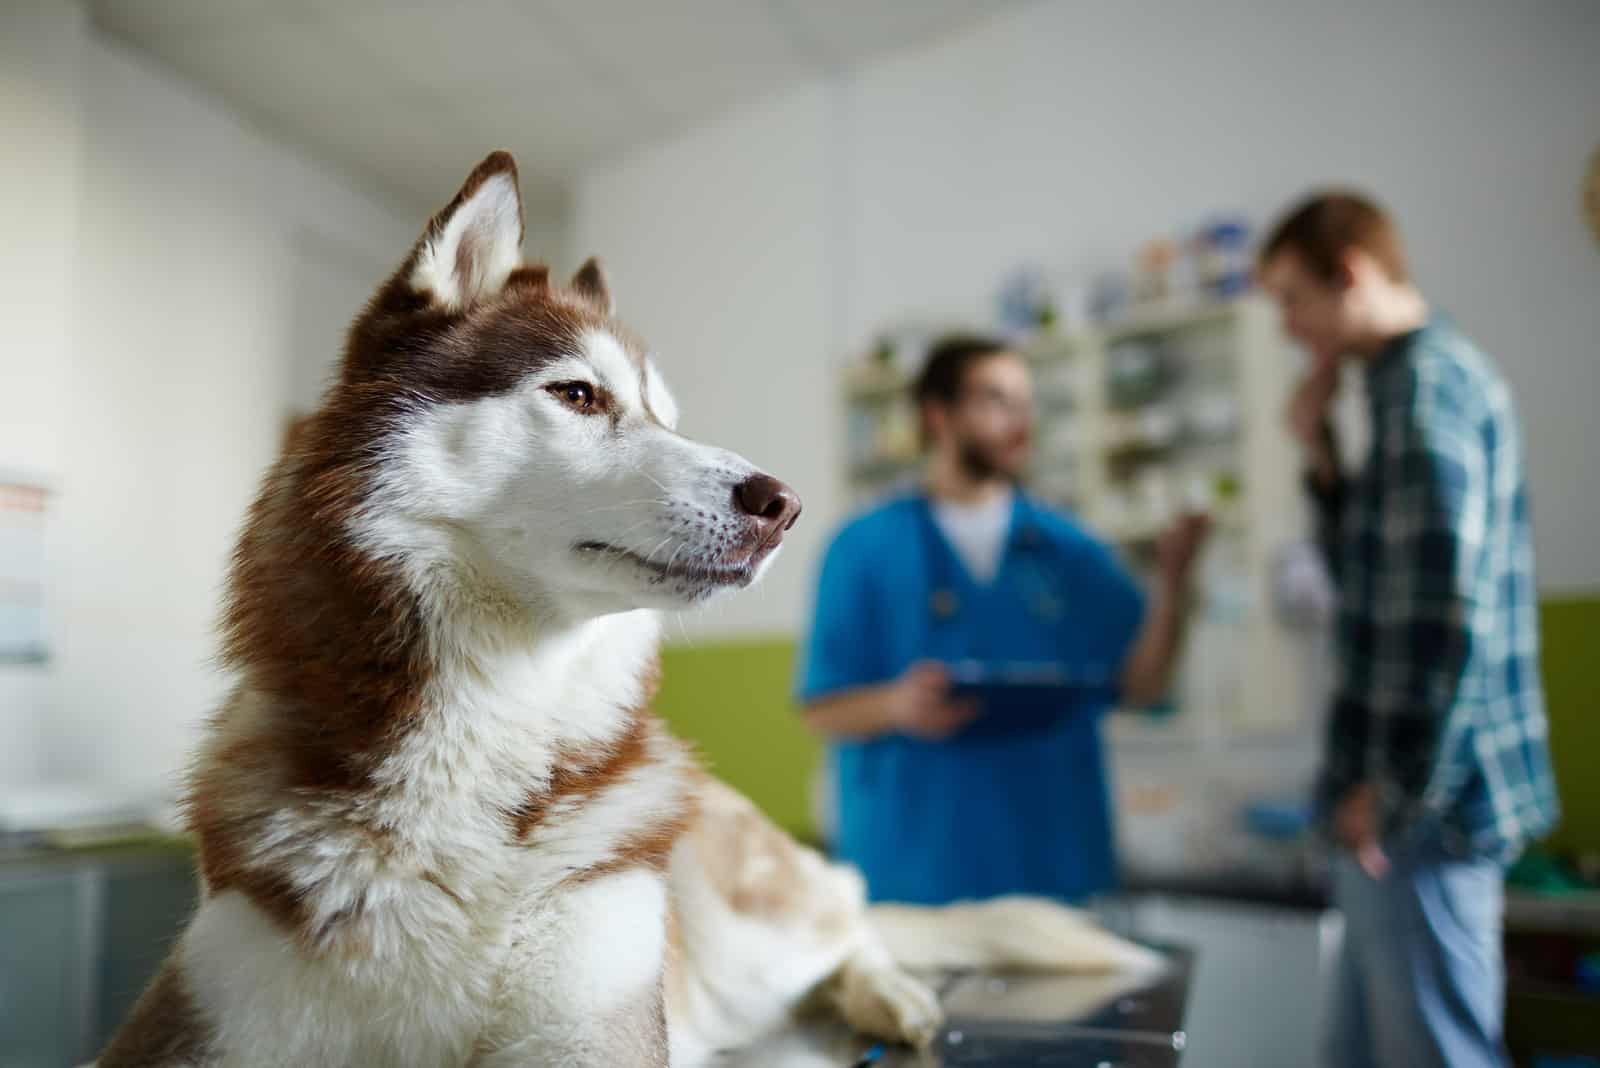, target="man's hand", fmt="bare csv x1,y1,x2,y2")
1333,783,1389,878
1286,354,1341,487
1156,511,1211,594
1118,513,1210,706
888,661,978,740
